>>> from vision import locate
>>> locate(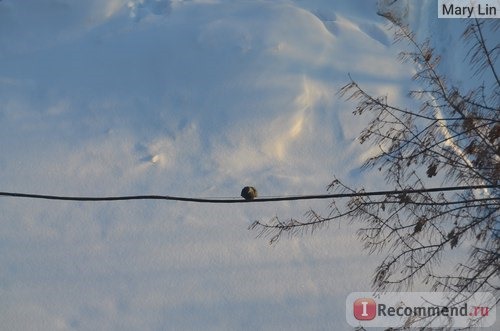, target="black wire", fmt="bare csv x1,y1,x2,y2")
0,185,497,203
